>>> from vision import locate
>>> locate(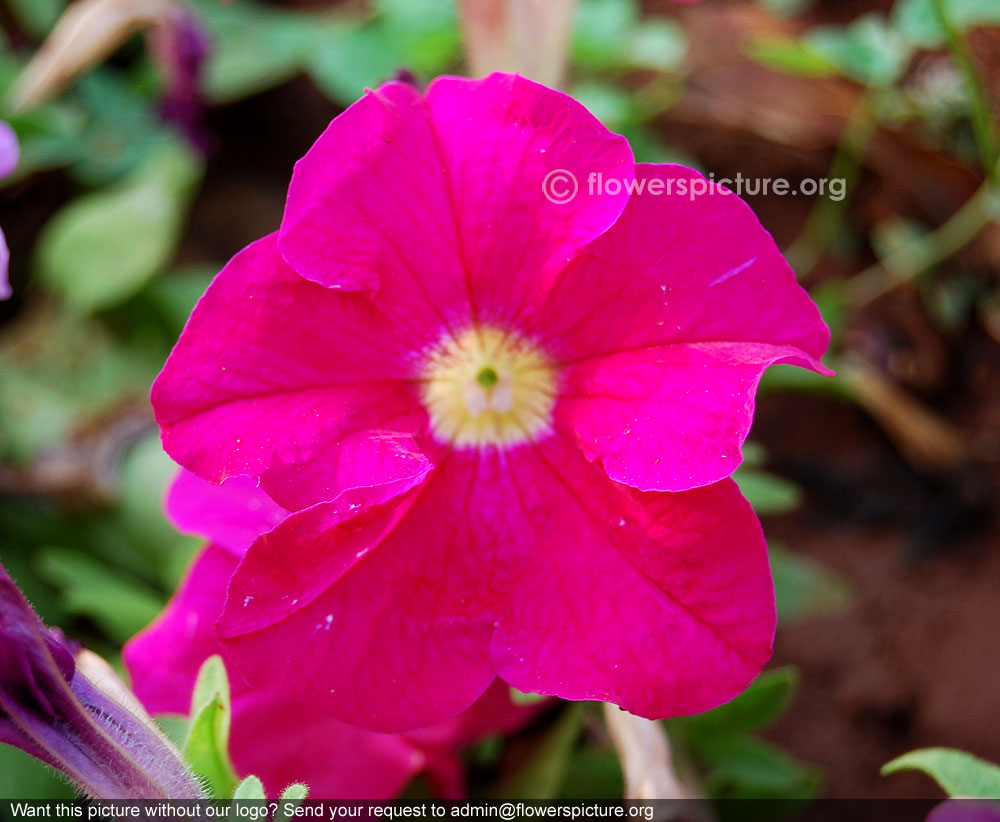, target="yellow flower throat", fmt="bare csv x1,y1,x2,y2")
422,327,556,448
